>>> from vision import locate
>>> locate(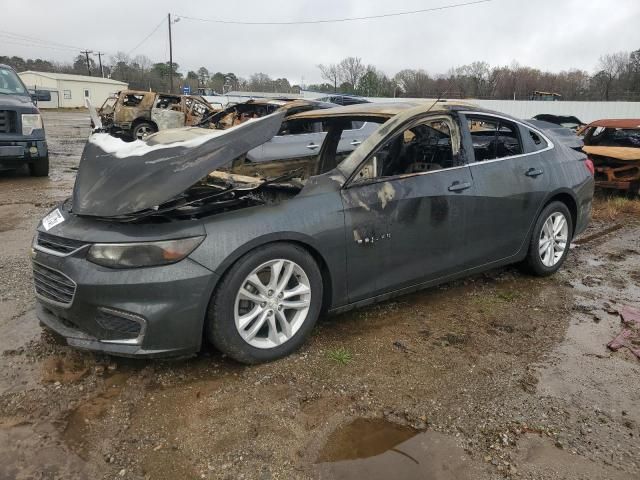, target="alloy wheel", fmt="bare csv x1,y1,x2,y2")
234,259,311,349
135,125,153,140
538,212,569,267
